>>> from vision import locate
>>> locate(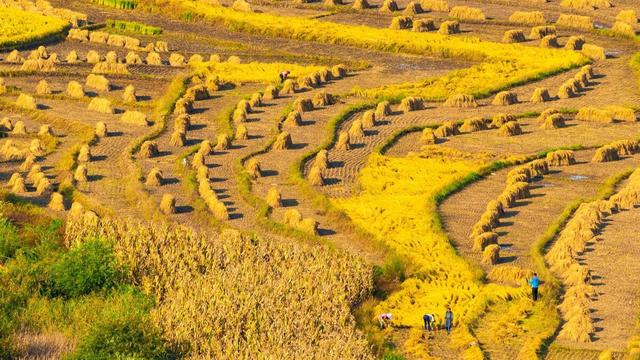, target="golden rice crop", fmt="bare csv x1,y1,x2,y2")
412,19,436,32
232,0,253,12
502,30,526,43
617,10,638,25
449,6,485,21
556,14,593,30
0,8,69,50
444,94,477,107
509,11,545,25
